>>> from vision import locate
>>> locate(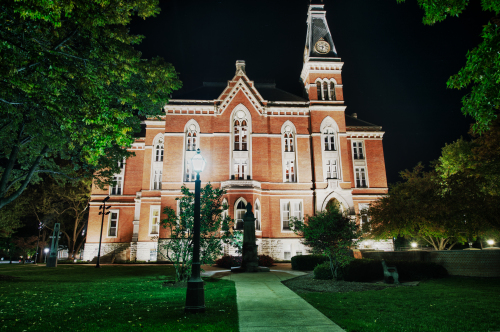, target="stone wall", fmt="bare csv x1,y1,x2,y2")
357,249,500,277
